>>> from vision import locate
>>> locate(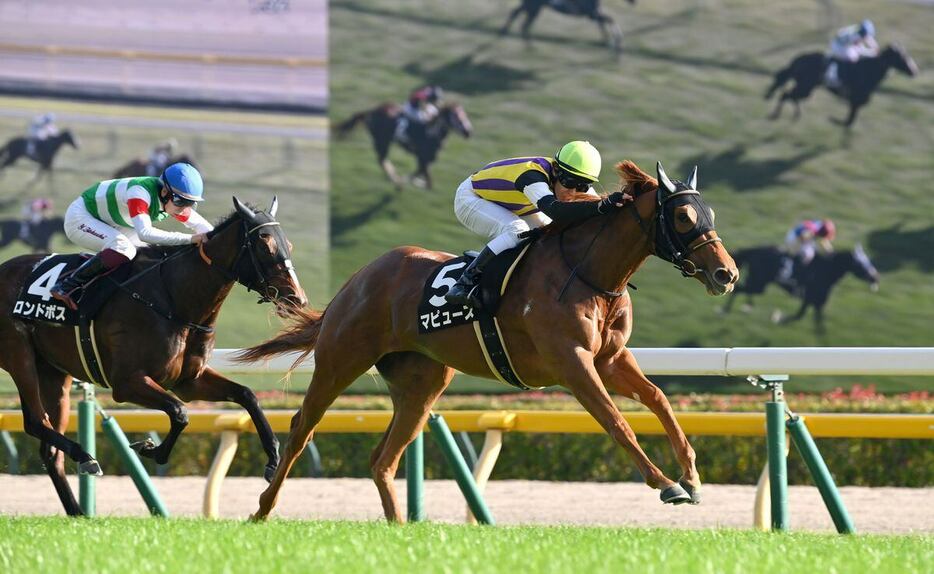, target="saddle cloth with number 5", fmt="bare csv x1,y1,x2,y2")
416,242,533,334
